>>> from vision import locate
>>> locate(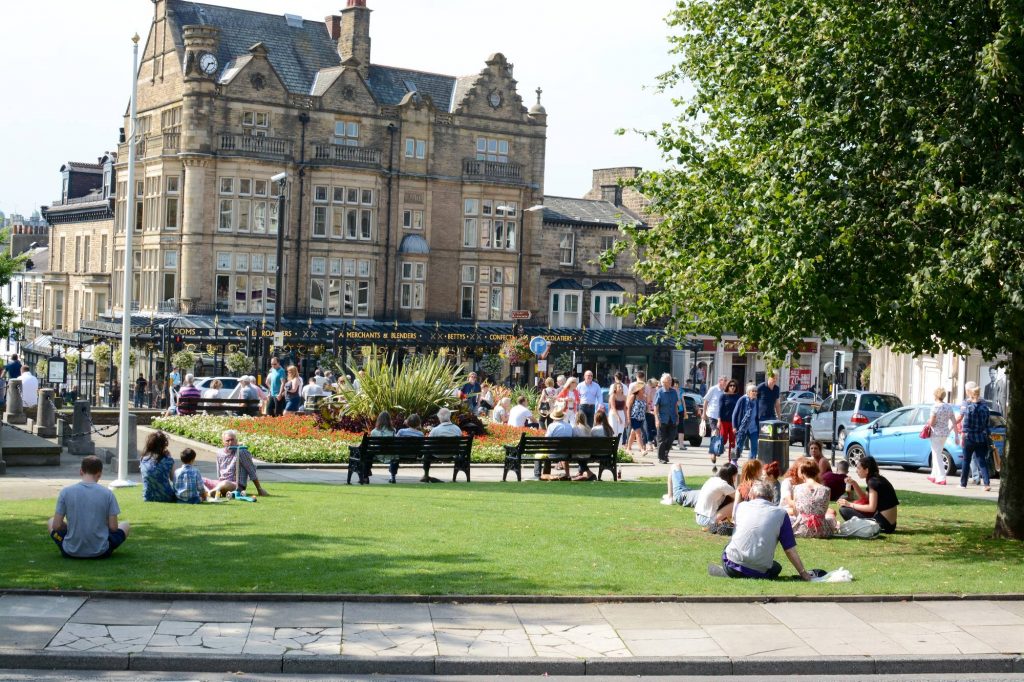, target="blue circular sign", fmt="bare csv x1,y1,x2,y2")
529,336,548,355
